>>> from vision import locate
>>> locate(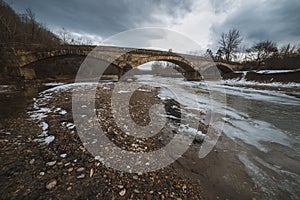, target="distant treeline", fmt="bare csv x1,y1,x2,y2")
0,0,60,46
204,29,300,70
